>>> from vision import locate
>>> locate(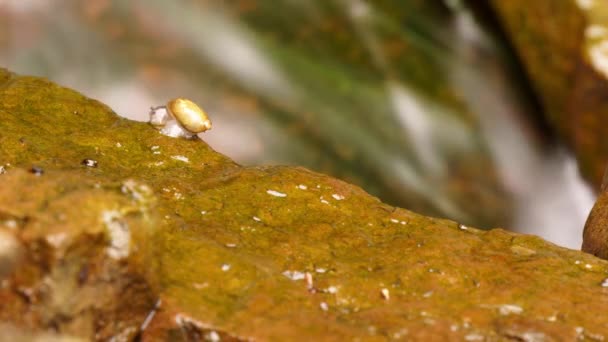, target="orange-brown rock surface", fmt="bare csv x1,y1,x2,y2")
2,68,608,340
